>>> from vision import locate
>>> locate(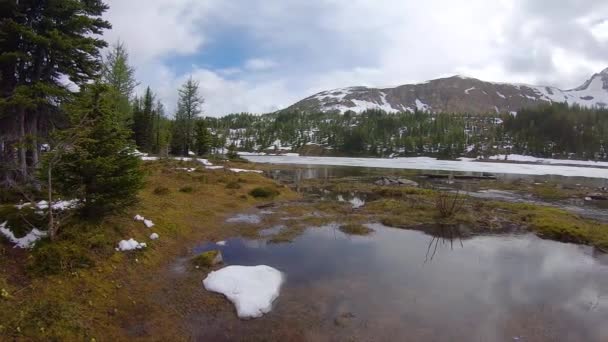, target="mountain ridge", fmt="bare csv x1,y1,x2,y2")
284,69,608,114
